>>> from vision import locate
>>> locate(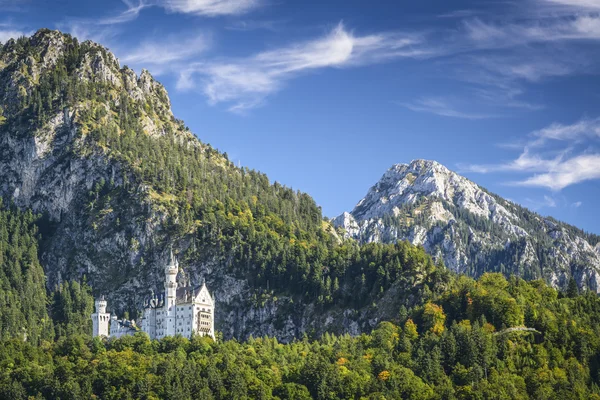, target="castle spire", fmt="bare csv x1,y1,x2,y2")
166,245,178,273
